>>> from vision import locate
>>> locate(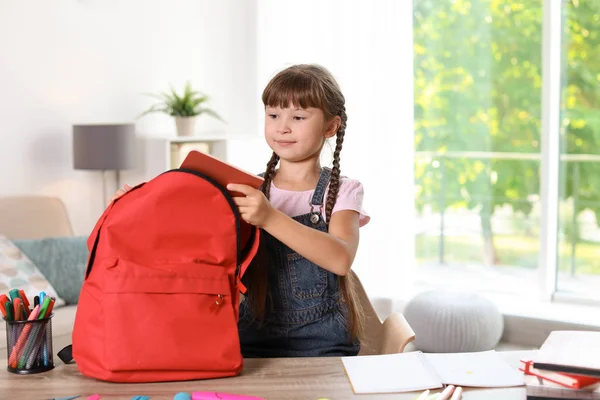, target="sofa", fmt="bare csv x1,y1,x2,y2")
0,196,85,353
